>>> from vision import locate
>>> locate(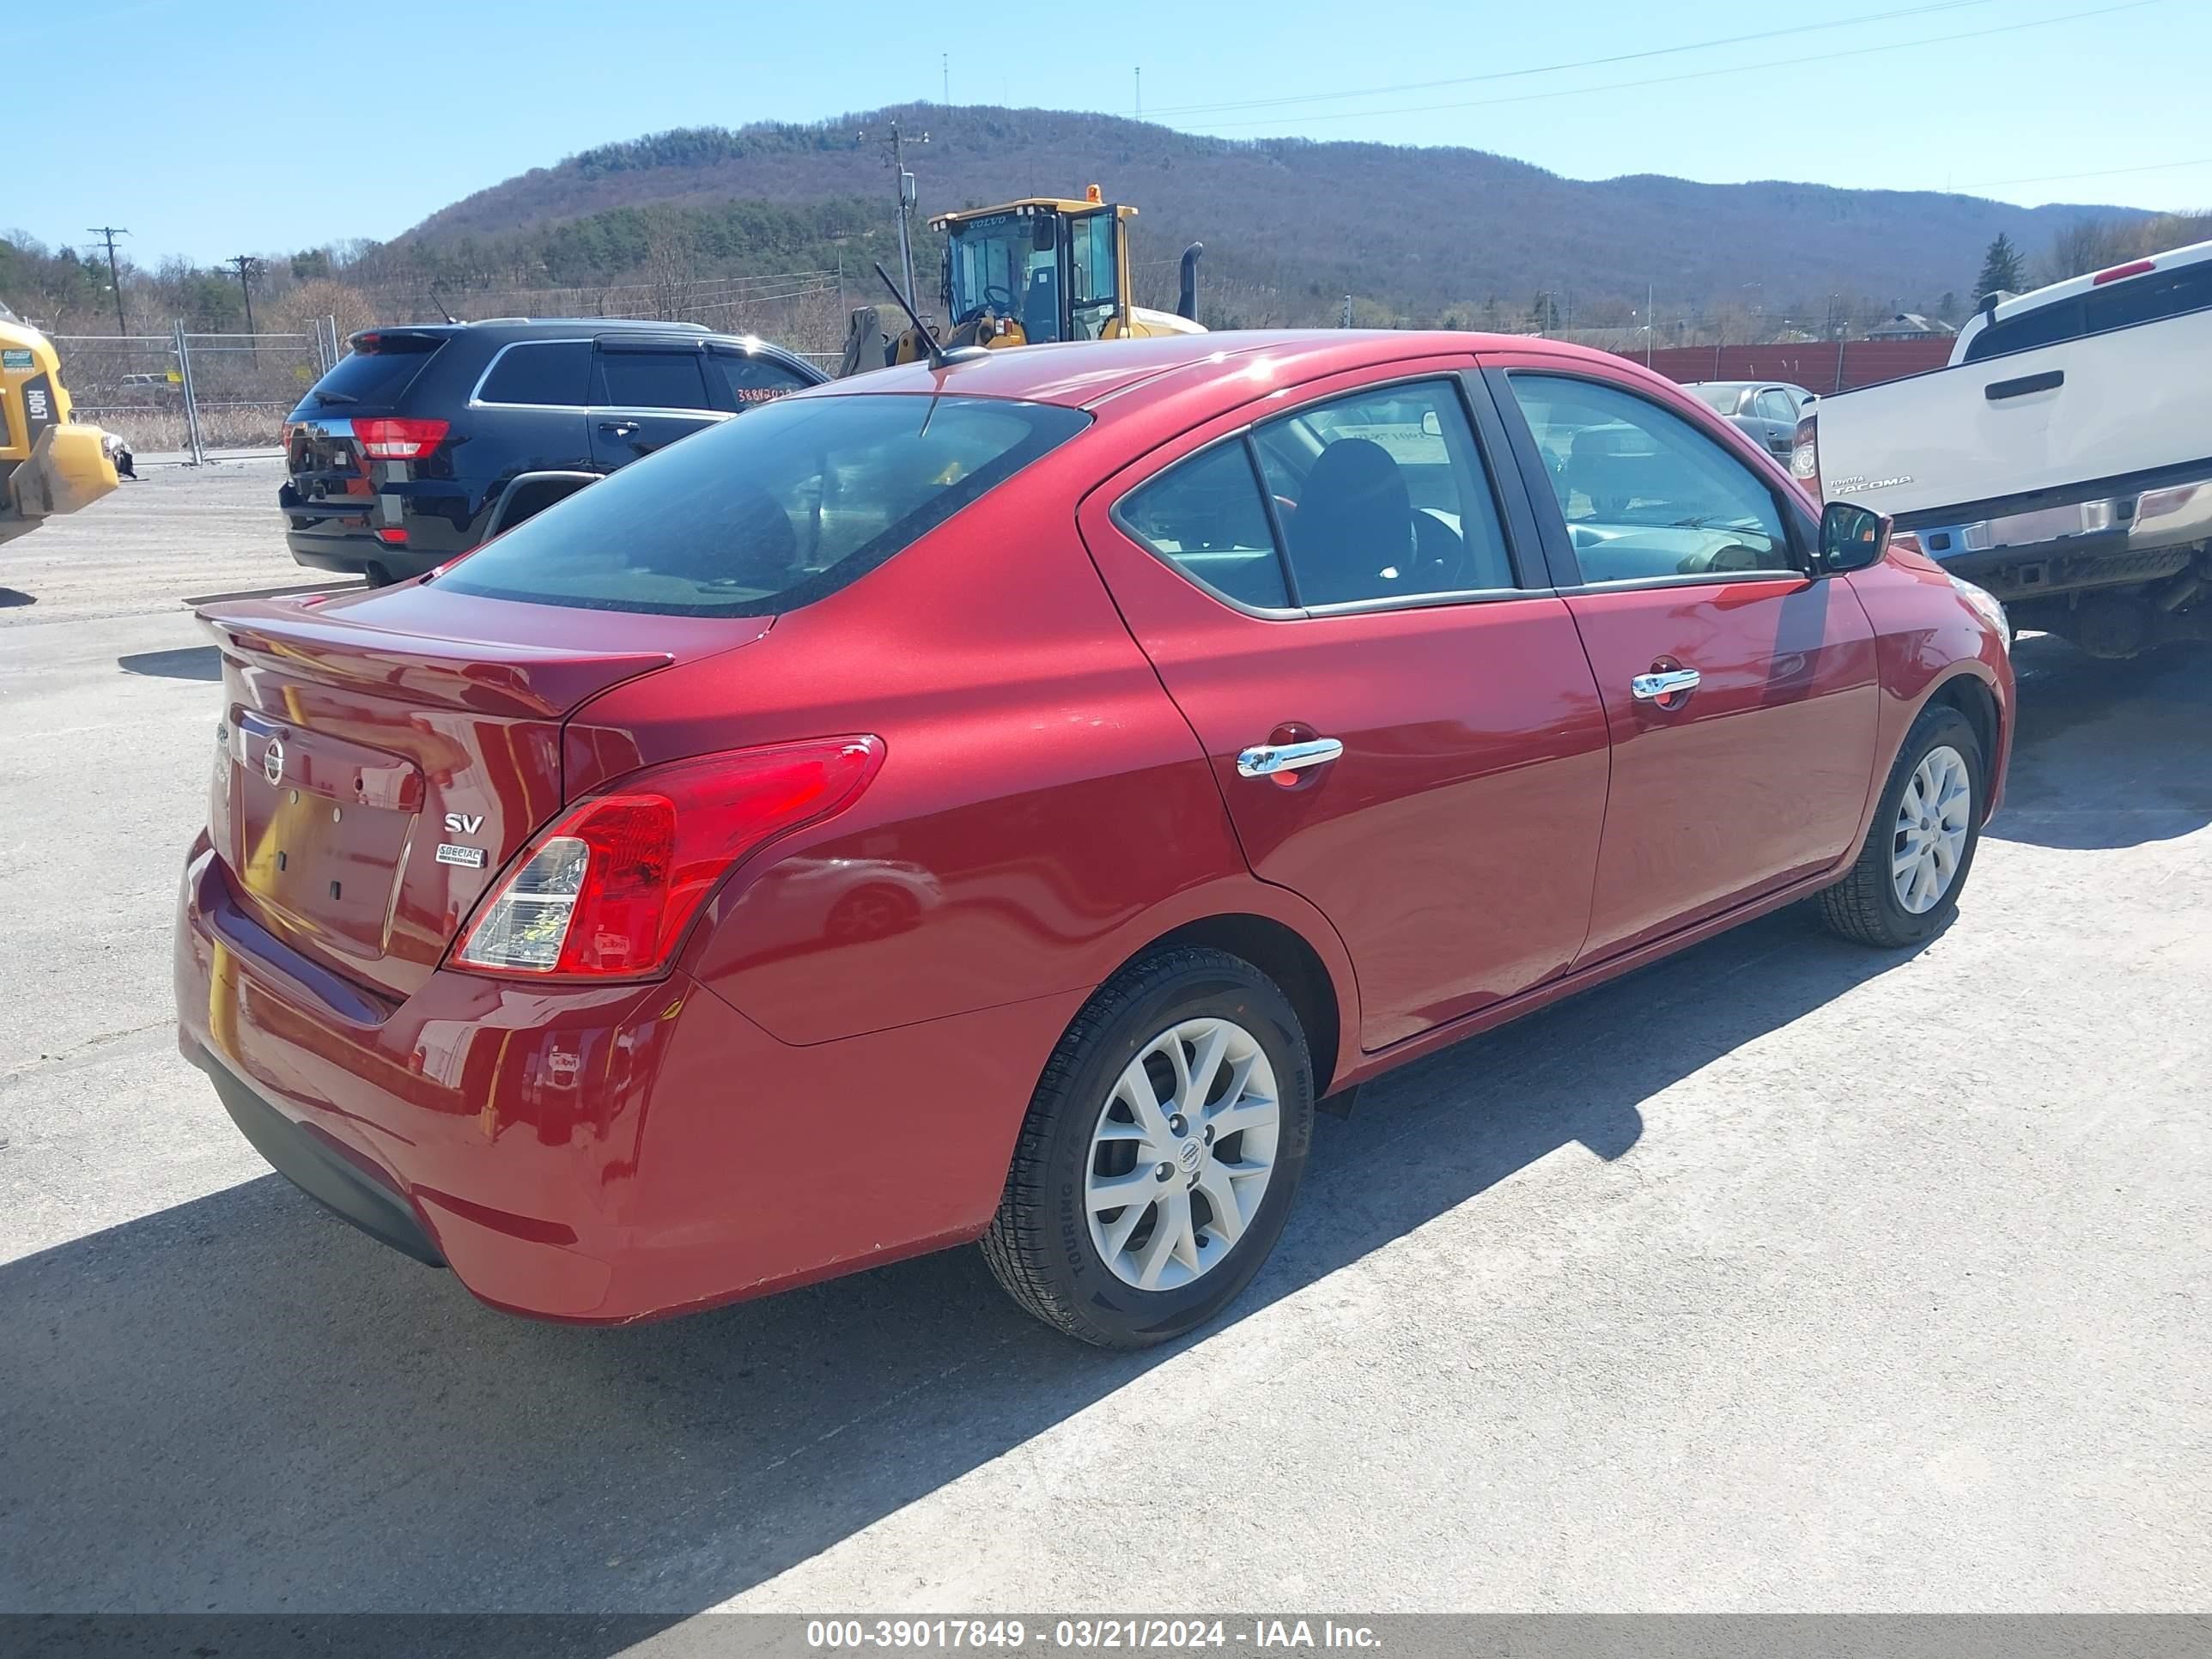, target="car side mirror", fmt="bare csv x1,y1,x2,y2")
1818,501,1890,575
